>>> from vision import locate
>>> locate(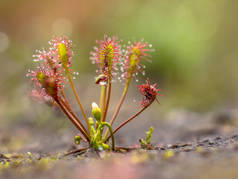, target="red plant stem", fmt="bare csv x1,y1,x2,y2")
64,147,89,156
56,98,90,142
60,90,71,108
65,68,90,132
156,97,160,104
110,79,130,125
58,97,90,138
104,78,131,138
99,85,107,121
105,104,150,142
102,74,112,122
